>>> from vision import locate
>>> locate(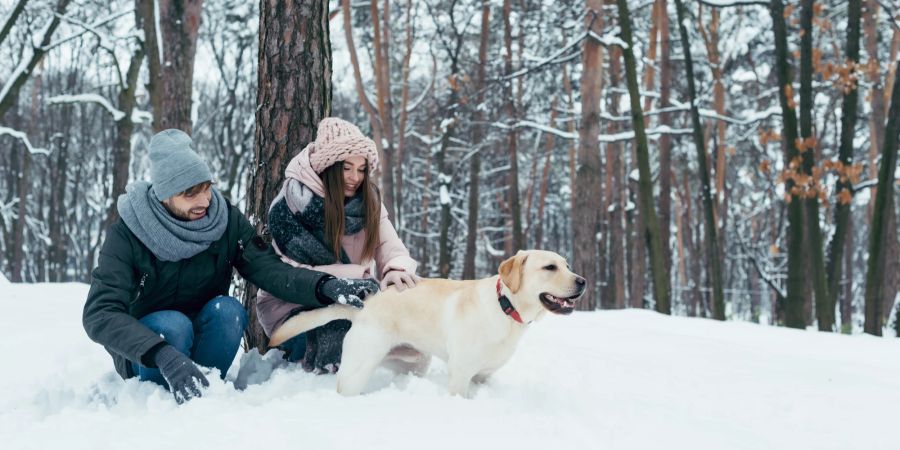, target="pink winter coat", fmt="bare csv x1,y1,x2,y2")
256,147,418,337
